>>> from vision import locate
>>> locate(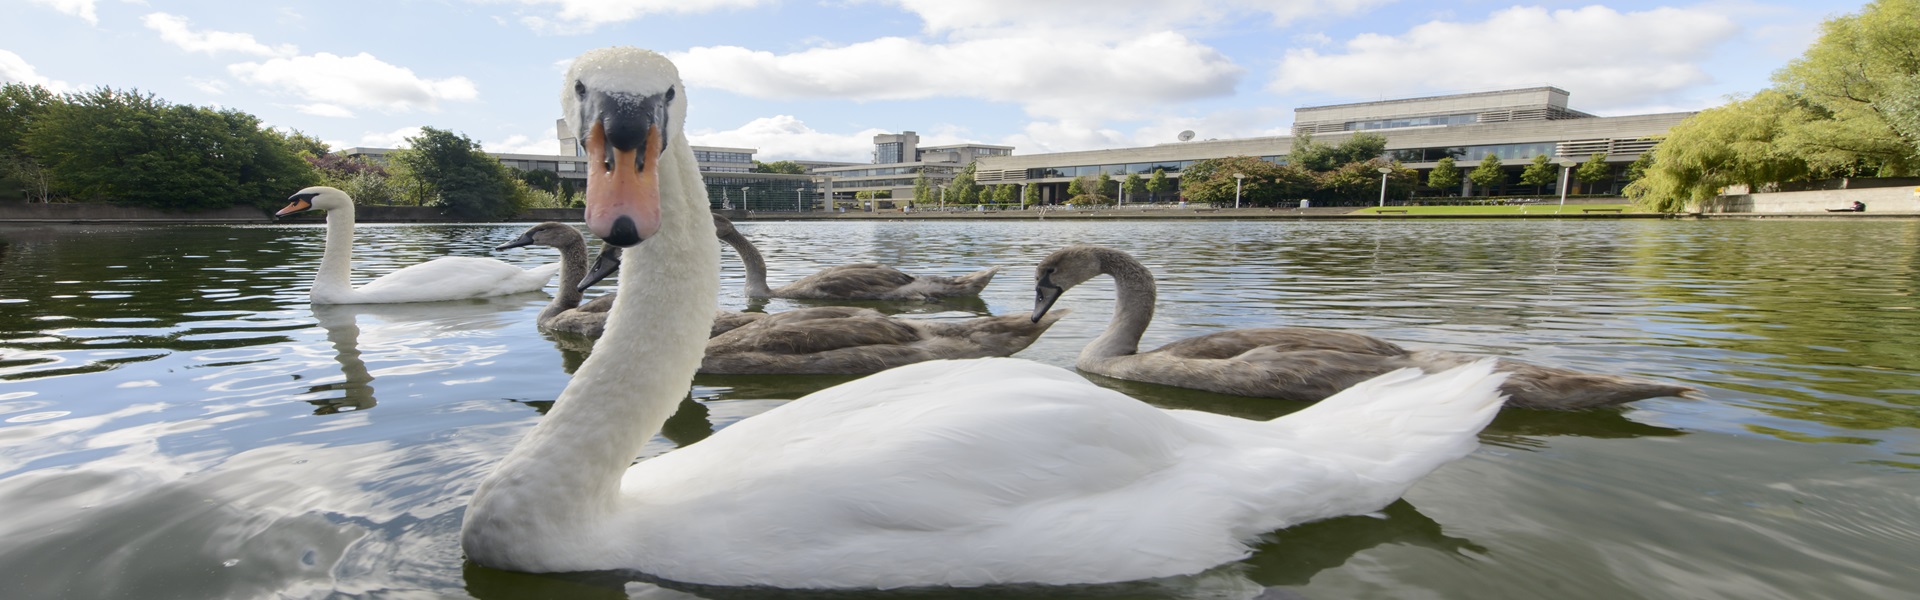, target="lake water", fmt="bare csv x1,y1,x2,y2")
0,219,1916,599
